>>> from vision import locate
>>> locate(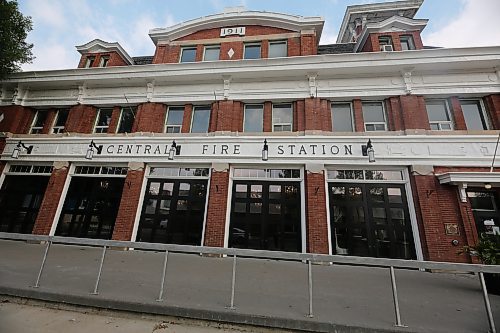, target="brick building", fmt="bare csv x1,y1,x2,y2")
1,0,499,263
